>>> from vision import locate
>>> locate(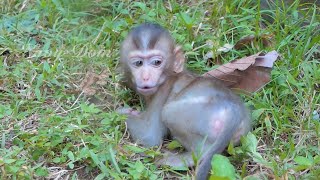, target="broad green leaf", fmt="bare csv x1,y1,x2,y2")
294,156,313,167
241,132,258,153
67,151,75,161
52,157,60,163
79,147,89,158
132,2,146,11
32,149,45,161
71,173,78,180
314,155,320,164
125,145,145,153
109,147,121,174
251,152,269,166
9,166,20,173
3,159,16,164
35,87,42,100
227,141,235,155
89,150,109,176
252,109,265,120
167,140,183,150
135,161,145,173
43,61,51,73
68,162,74,169
264,116,272,133
178,12,194,27
94,173,105,180
42,40,51,52
35,167,49,177
210,154,236,180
